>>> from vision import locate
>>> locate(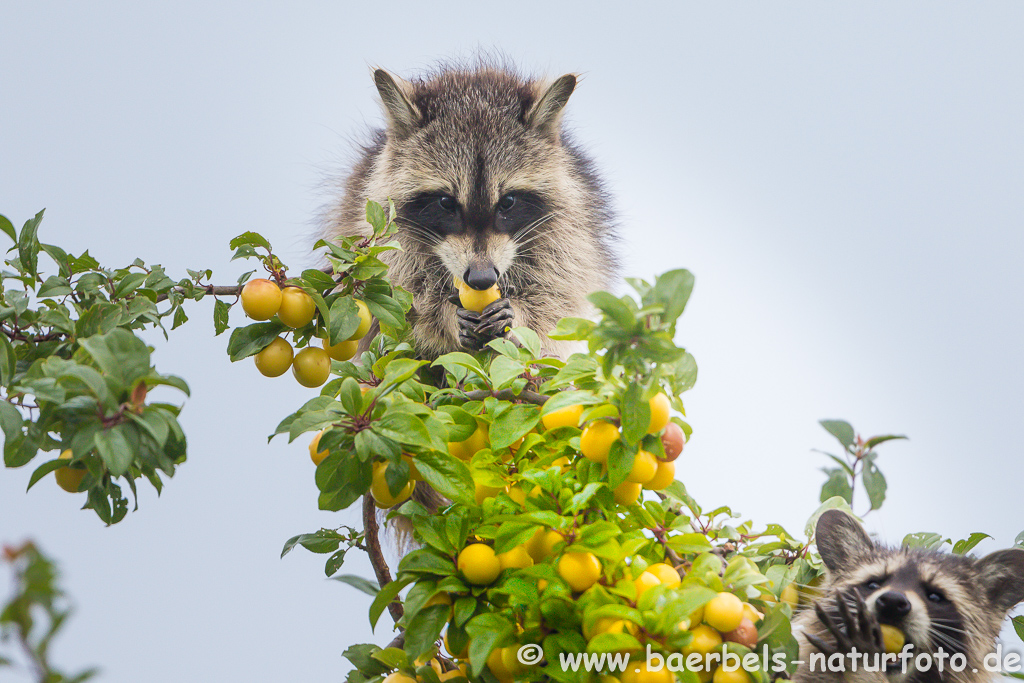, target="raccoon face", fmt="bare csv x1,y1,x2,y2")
399,189,551,290
814,510,1024,660
374,68,577,291
846,560,968,656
